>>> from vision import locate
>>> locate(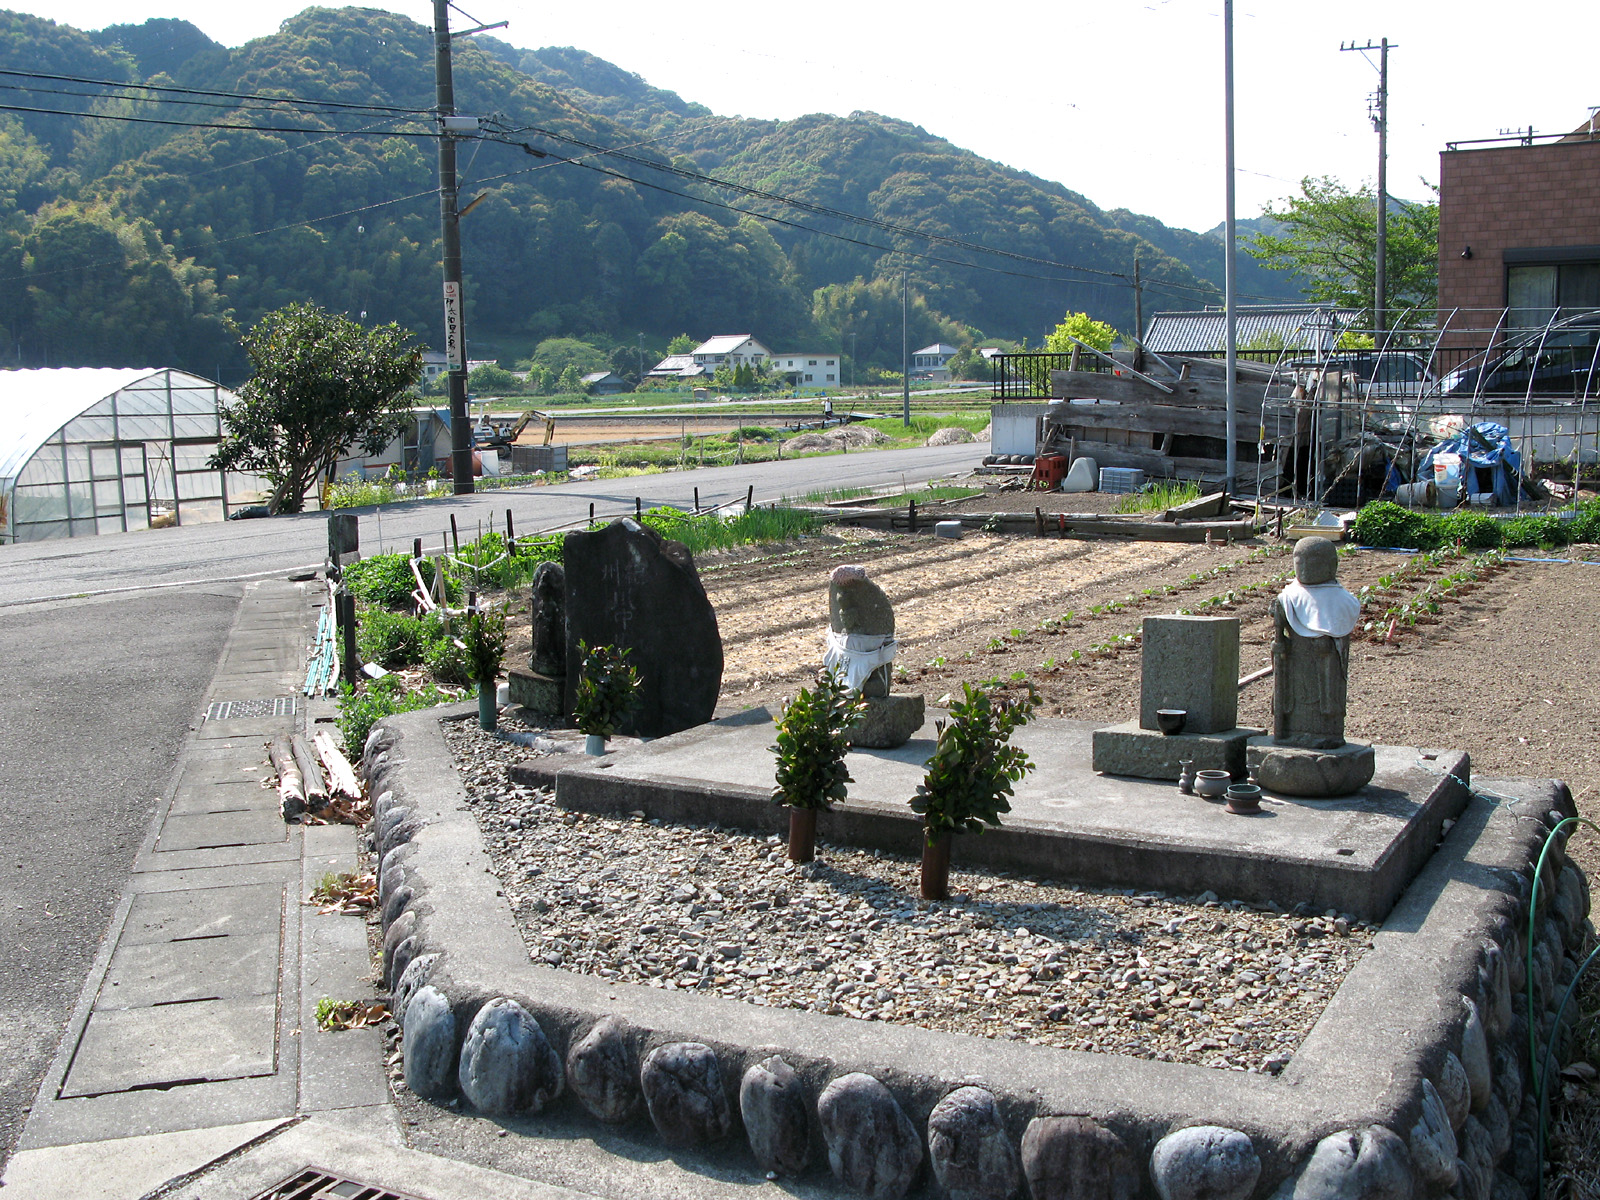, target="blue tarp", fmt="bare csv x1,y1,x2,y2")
1413,421,1524,506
